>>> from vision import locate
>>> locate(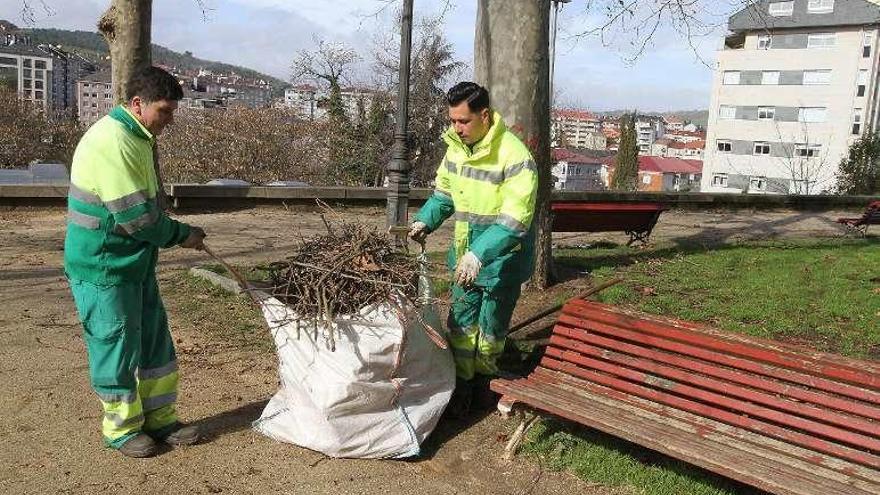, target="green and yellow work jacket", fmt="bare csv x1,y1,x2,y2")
415,112,538,289
64,105,191,285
